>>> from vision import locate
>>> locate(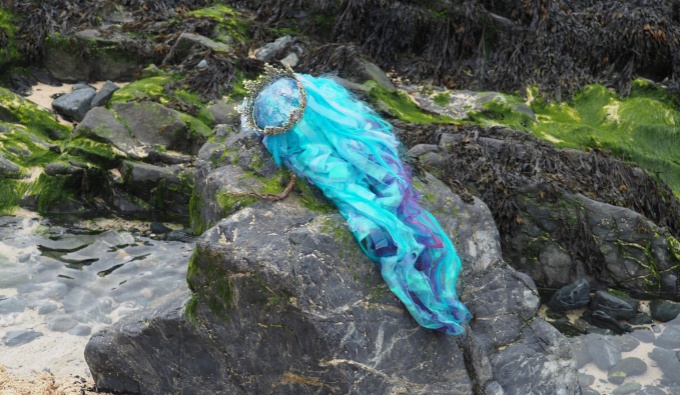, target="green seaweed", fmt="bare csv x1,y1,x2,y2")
367,82,457,124
466,80,680,194
433,91,451,106
186,4,251,43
